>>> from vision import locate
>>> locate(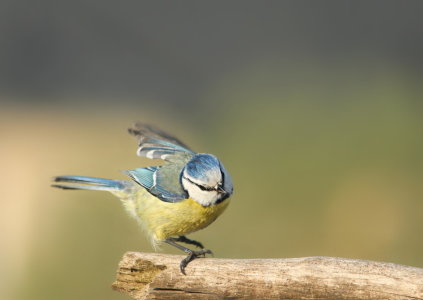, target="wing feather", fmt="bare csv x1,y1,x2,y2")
128,123,194,161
